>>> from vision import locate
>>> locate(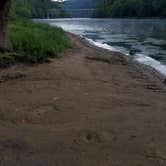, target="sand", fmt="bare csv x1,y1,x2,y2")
0,33,166,166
